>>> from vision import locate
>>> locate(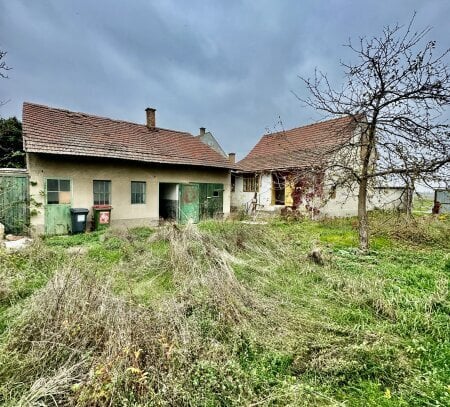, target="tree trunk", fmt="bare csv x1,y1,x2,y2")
405,179,414,217
358,177,369,252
